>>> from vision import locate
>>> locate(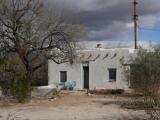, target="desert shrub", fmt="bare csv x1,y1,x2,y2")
0,70,12,96
51,89,61,99
10,70,31,103
0,54,31,102
123,48,160,120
